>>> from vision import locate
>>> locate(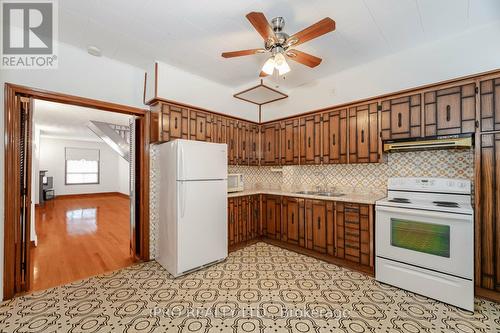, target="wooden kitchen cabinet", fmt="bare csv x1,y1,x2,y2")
237,121,250,165
227,119,238,165
335,202,373,267
424,83,476,136
249,195,261,239
479,77,500,132
348,102,380,163
262,195,281,239
280,119,299,165
228,195,260,250
476,133,500,295
238,196,249,243
228,197,238,246
215,116,228,144
151,102,189,143
248,124,260,166
282,197,305,247
322,109,348,164
305,199,333,254
189,110,214,142
300,114,322,164
261,123,280,165
380,94,422,140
